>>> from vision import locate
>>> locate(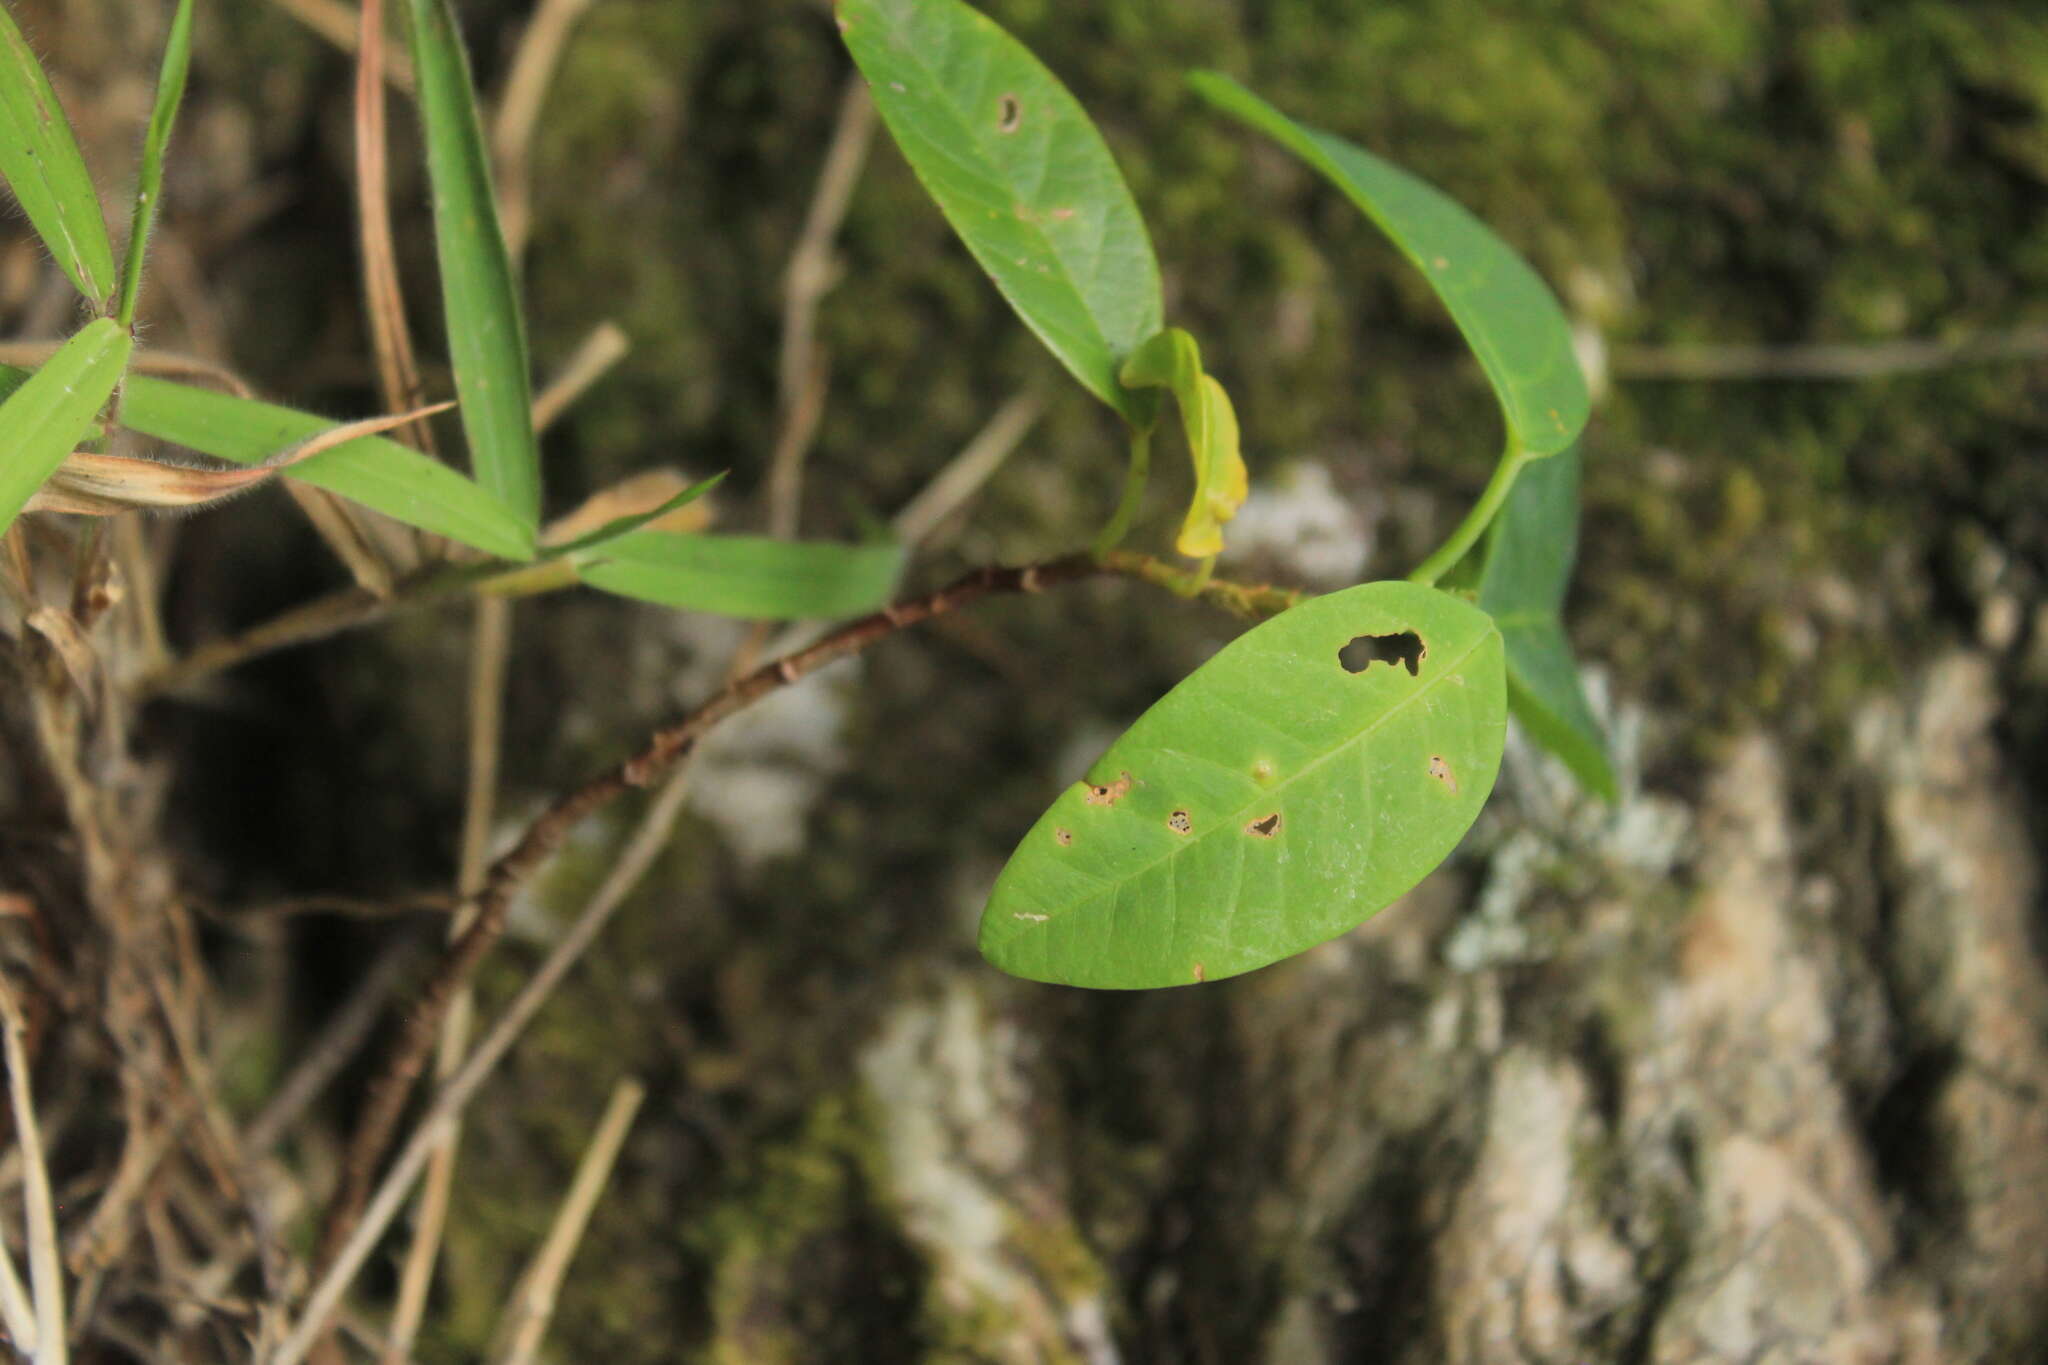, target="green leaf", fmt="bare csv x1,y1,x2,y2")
1475,446,1617,802
542,471,726,557
110,374,536,561
1188,72,1588,457
406,0,541,524
117,0,196,328
840,0,1162,422
0,3,116,302
575,532,904,619
981,580,1506,988
1119,328,1248,559
0,320,131,533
